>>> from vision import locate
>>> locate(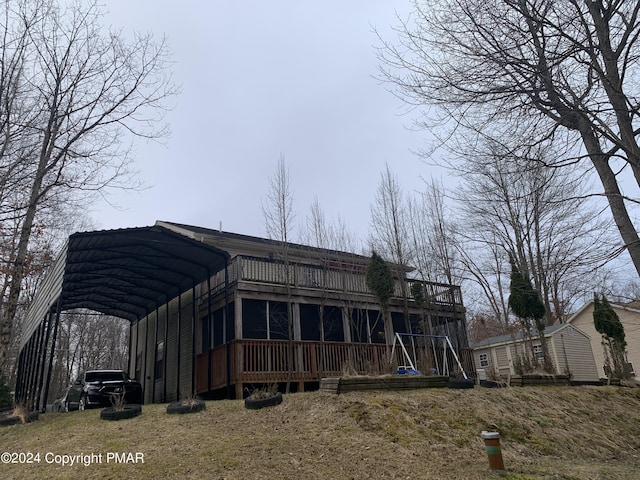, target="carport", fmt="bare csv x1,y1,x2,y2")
15,224,229,411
